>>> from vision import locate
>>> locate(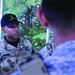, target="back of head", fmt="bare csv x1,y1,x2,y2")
42,0,75,33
